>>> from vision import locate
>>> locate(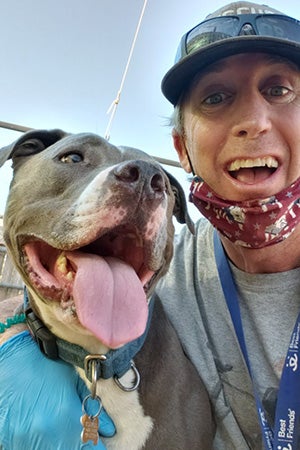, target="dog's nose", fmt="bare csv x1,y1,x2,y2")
114,161,165,194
